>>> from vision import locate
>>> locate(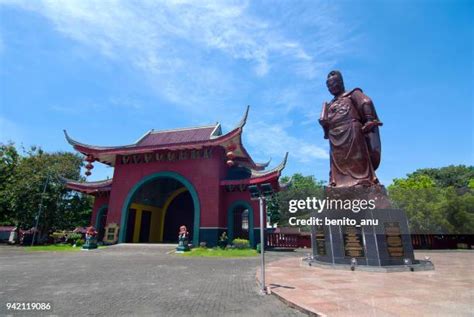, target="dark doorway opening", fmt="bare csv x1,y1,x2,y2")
233,206,249,240
163,191,193,243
